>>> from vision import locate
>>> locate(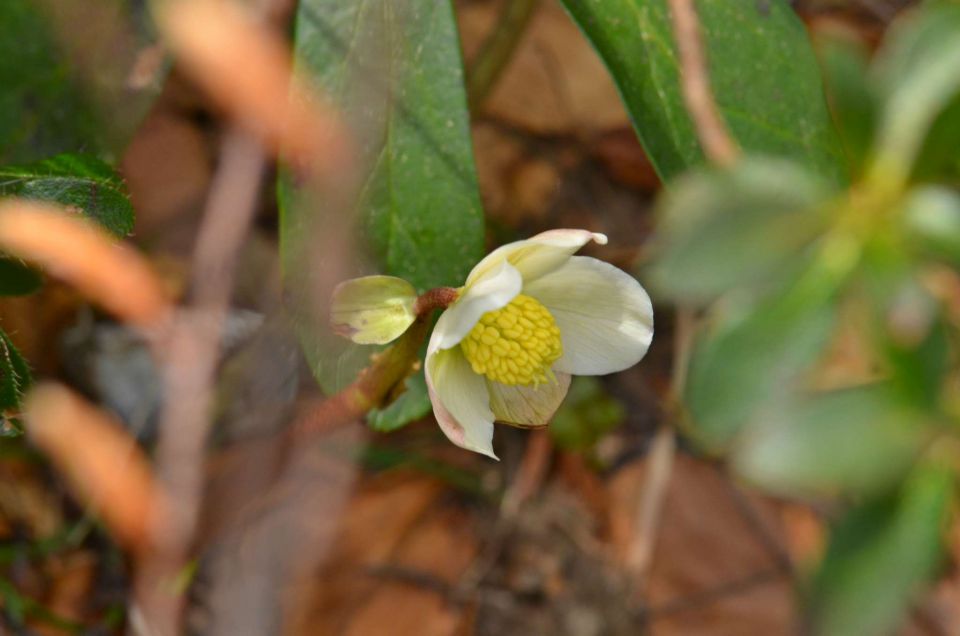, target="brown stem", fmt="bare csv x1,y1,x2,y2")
135,131,267,635
292,316,430,437
291,285,457,438
413,286,459,316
